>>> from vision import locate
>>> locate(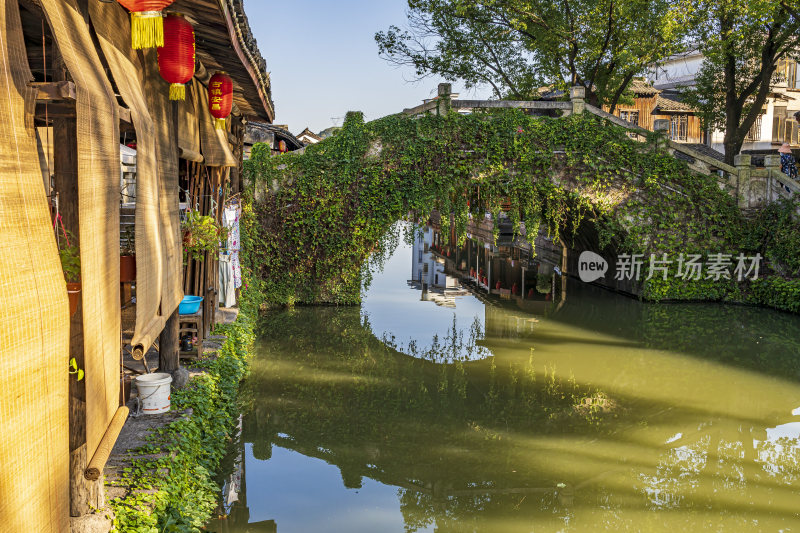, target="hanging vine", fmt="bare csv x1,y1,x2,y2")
242,109,799,311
